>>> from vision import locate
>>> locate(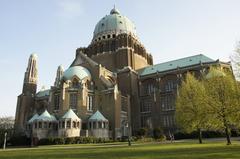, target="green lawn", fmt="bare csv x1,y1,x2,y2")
0,140,240,159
